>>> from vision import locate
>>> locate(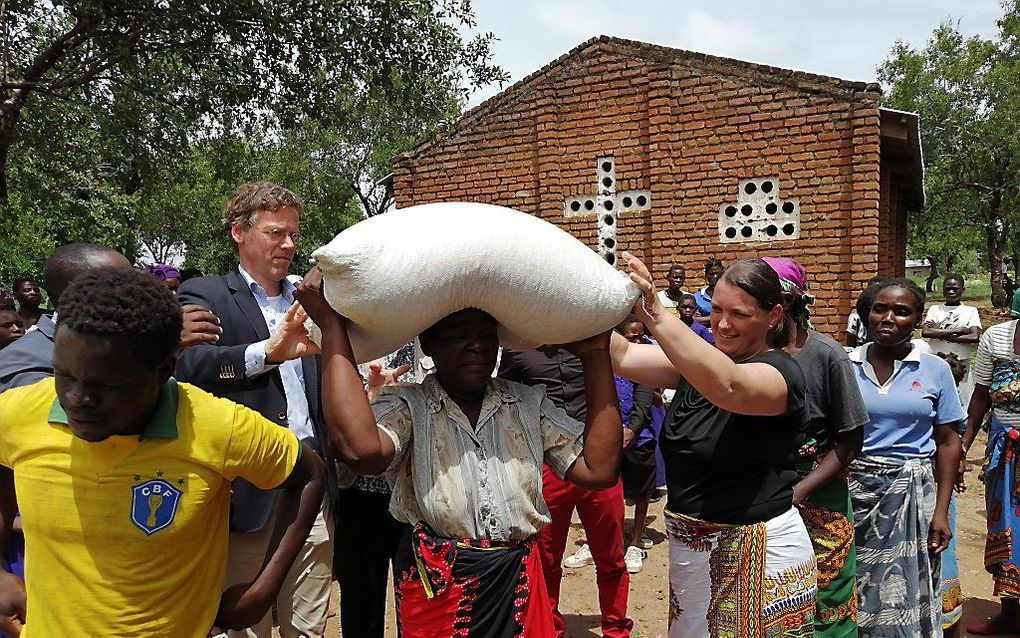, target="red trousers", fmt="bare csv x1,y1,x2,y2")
538,466,633,638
